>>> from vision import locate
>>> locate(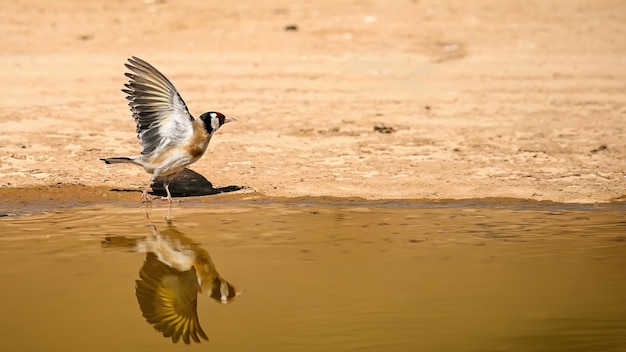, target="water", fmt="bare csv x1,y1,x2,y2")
0,201,625,351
